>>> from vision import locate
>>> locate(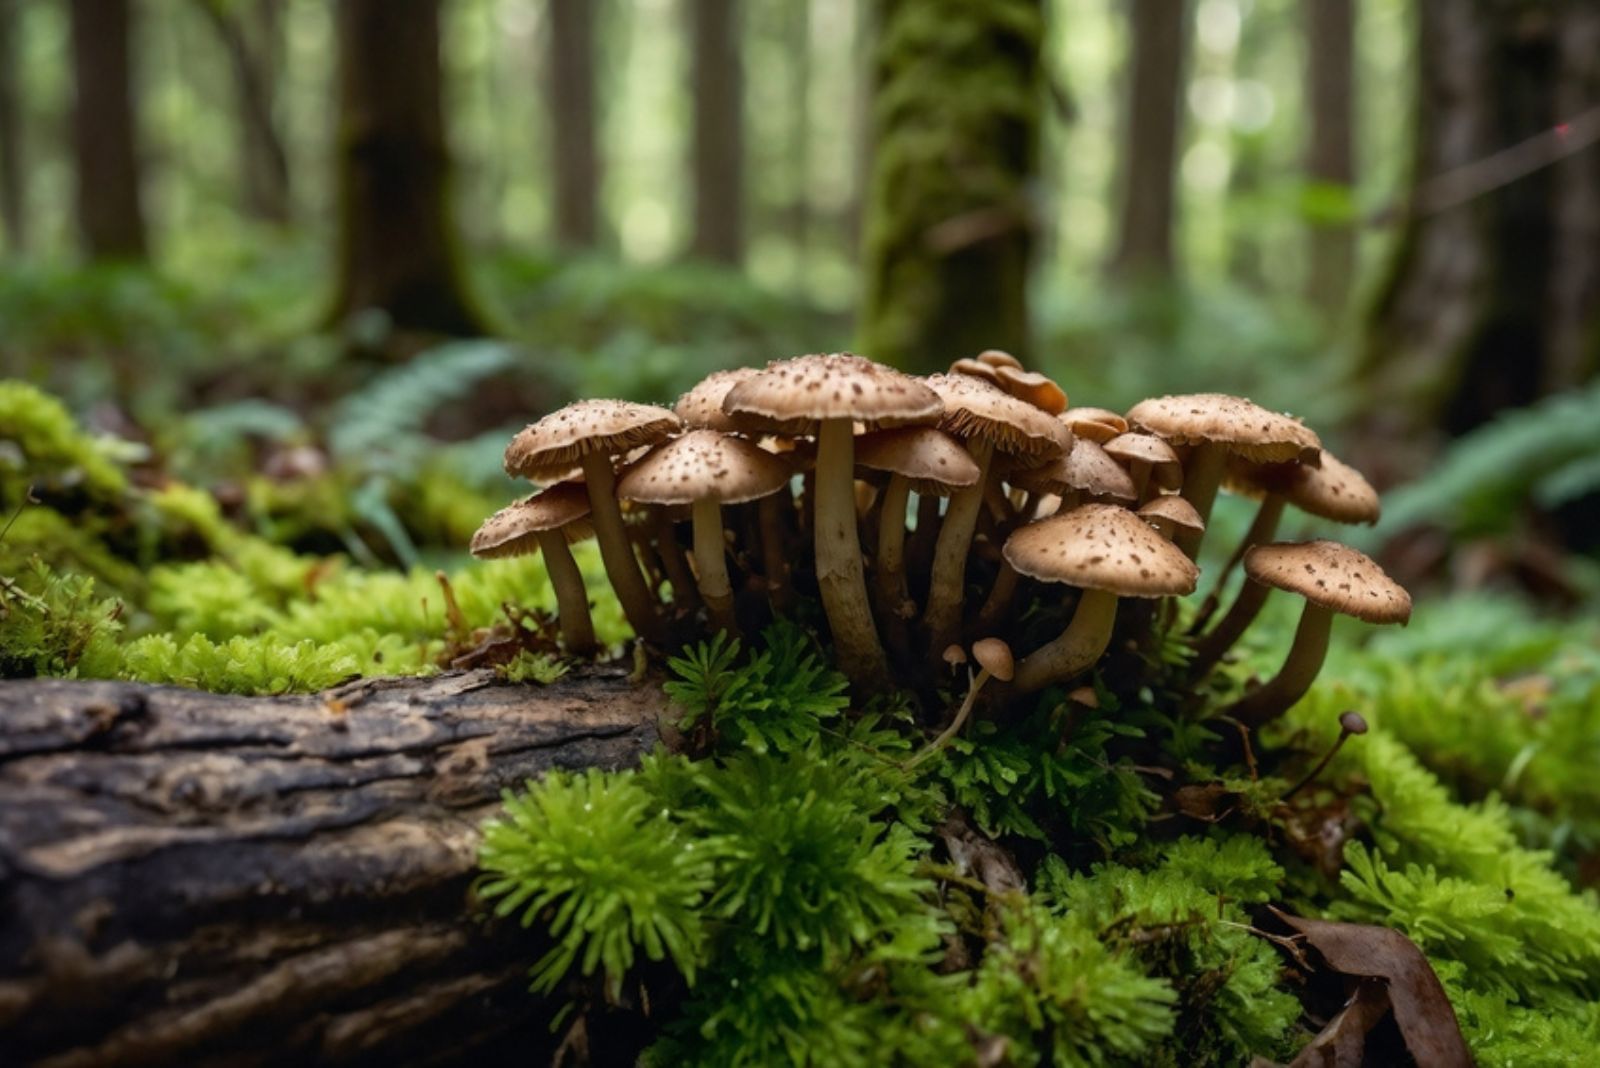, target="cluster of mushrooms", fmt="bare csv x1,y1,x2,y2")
472,351,1411,729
